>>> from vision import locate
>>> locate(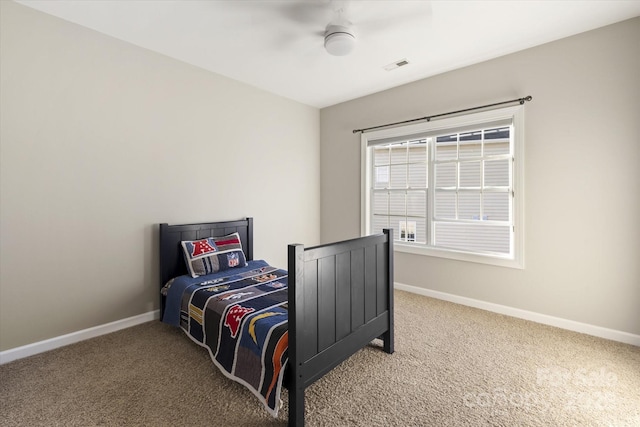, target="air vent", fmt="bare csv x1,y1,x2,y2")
384,59,409,71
